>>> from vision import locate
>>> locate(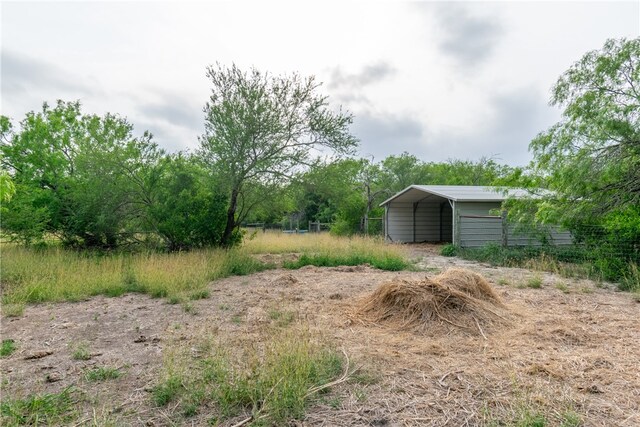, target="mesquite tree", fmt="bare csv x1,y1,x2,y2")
199,64,357,246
